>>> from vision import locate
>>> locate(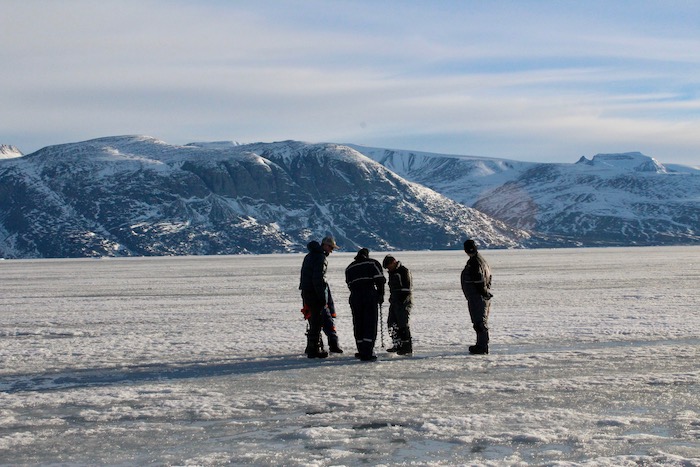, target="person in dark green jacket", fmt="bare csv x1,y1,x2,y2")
460,239,493,355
